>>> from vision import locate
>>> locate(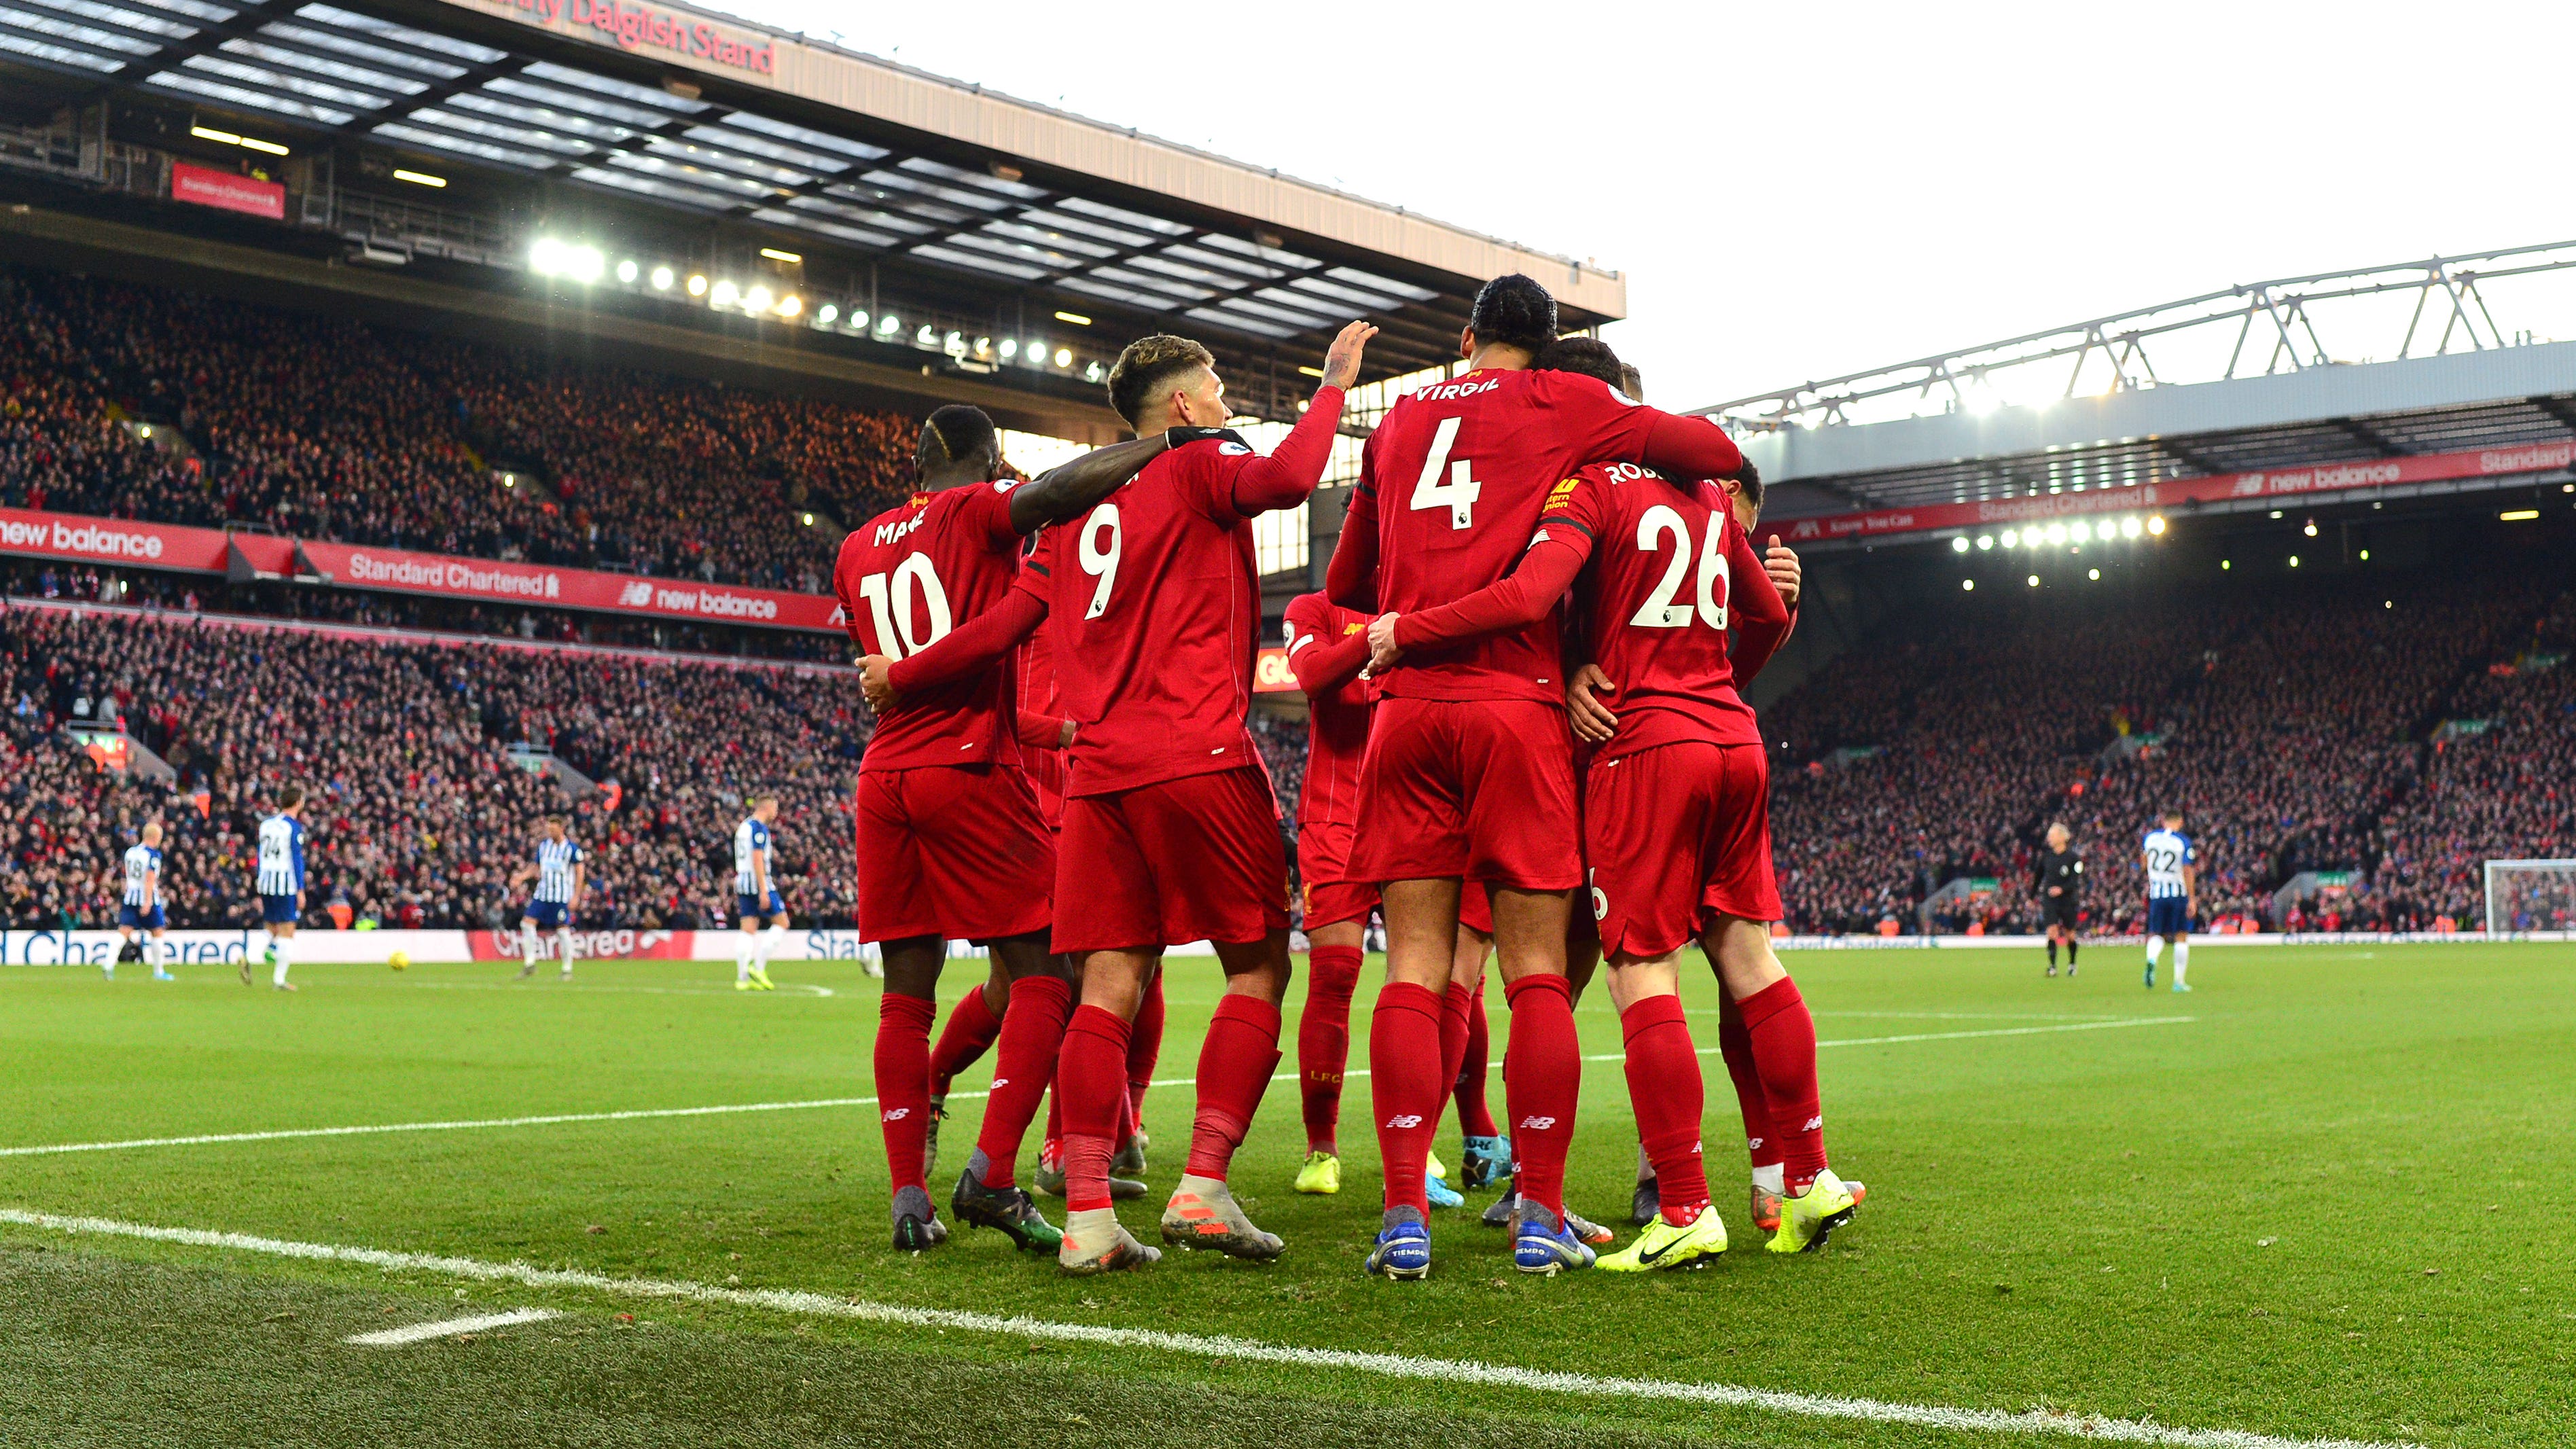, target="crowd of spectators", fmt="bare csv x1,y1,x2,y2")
0,265,924,592
2371,590,2576,928
0,601,868,931
1774,562,2564,935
